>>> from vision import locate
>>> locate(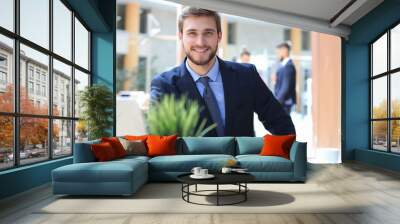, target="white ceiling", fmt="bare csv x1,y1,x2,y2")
167,0,384,38
226,0,353,23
